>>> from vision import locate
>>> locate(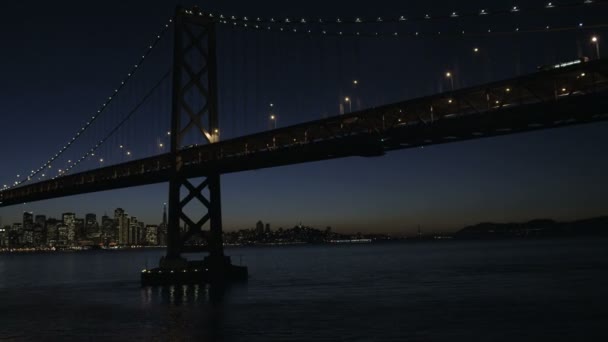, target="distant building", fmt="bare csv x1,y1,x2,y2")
129,216,139,245
62,213,76,244
145,225,158,245
75,218,84,242
256,221,264,235
23,212,33,228
85,213,98,238
57,224,68,246
265,223,271,234
101,215,115,244
35,215,46,229
22,212,34,245
0,226,8,248
46,218,61,246
115,208,129,245
11,222,23,245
